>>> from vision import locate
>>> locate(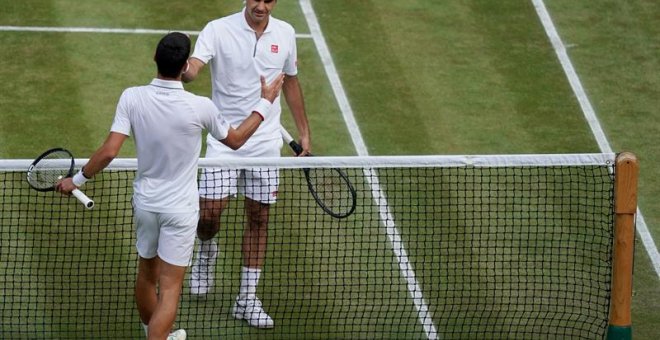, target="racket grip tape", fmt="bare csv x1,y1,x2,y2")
72,189,95,209
289,141,304,155
280,125,304,156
